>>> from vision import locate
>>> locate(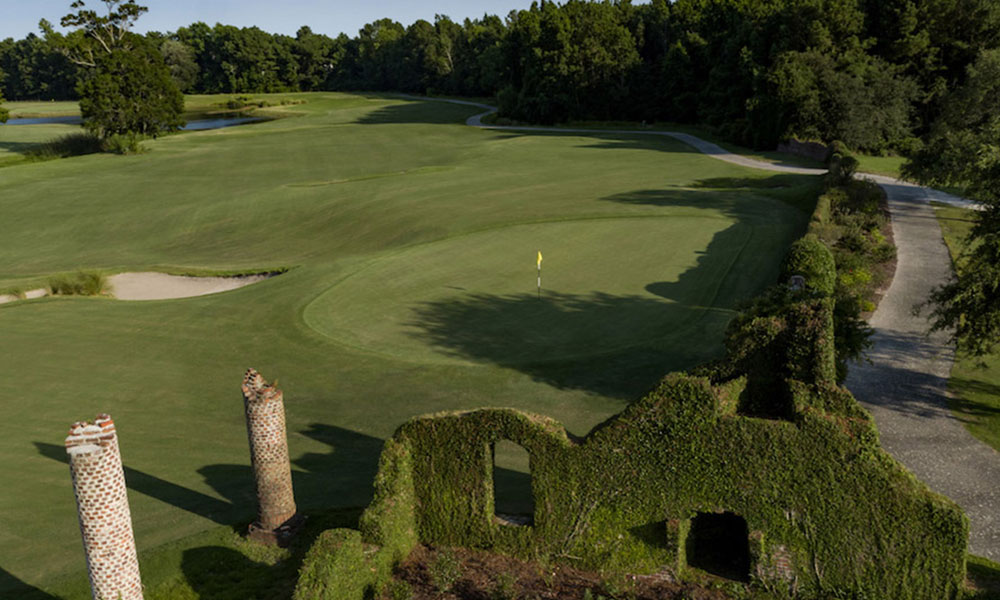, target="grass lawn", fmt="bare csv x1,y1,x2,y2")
0,92,819,597
931,203,1000,452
